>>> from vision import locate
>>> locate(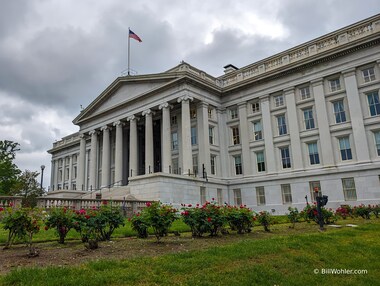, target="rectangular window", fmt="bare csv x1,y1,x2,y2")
171,115,177,125
308,142,320,165
209,126,215,145
200,187,206,205
367,92,380,116
217,188,223,205
374,131,380,156
342,178,357,201
256,186,266,206
256,151,266,172
253,121,263,140
233,189,242,206
329,78,341,92
65,167,69,180
208,108,213,119
232,127,240,145
309,181,321,202
300,86,311,100
339,137,352,161
191,127,197,145
281,184,292,204
192,155,198,176
274,95,284,107
234,155,243,175
73,166,77,179
252,101,260,113
280,147,291,169
362,67,375,83
172,158,179,174
171,132,178,150
277,115,287,135
333,100,346,123
190,109,197,119
210,155,216,175
230,108,238,119
303,108,315,130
